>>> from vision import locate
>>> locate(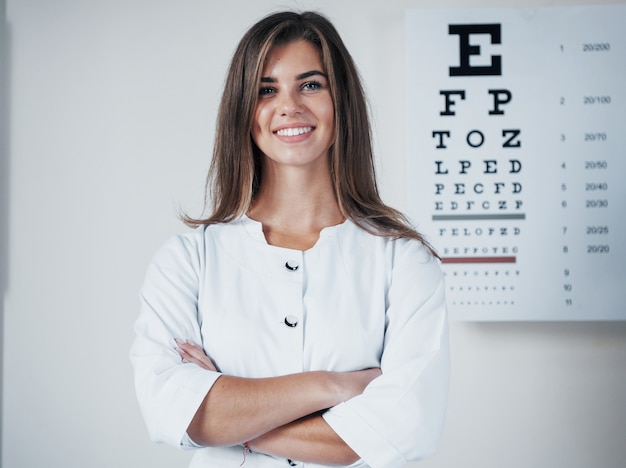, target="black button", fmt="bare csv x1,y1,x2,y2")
284,315,299,327
285,261,299,271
